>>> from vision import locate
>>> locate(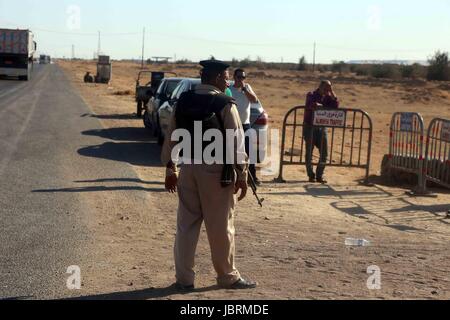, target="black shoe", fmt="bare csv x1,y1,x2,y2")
229,279,258,290
254,178,262,186
317,177,328,184
175,283,195,292
309,177,316,183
